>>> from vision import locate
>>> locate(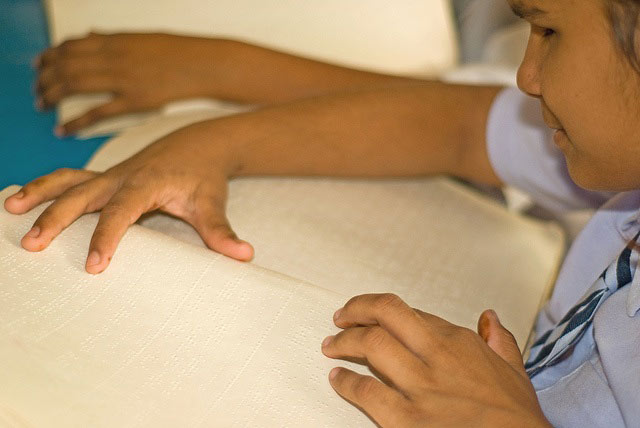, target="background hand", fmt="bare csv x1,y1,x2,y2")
35,32,229,135
322,293,550,427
